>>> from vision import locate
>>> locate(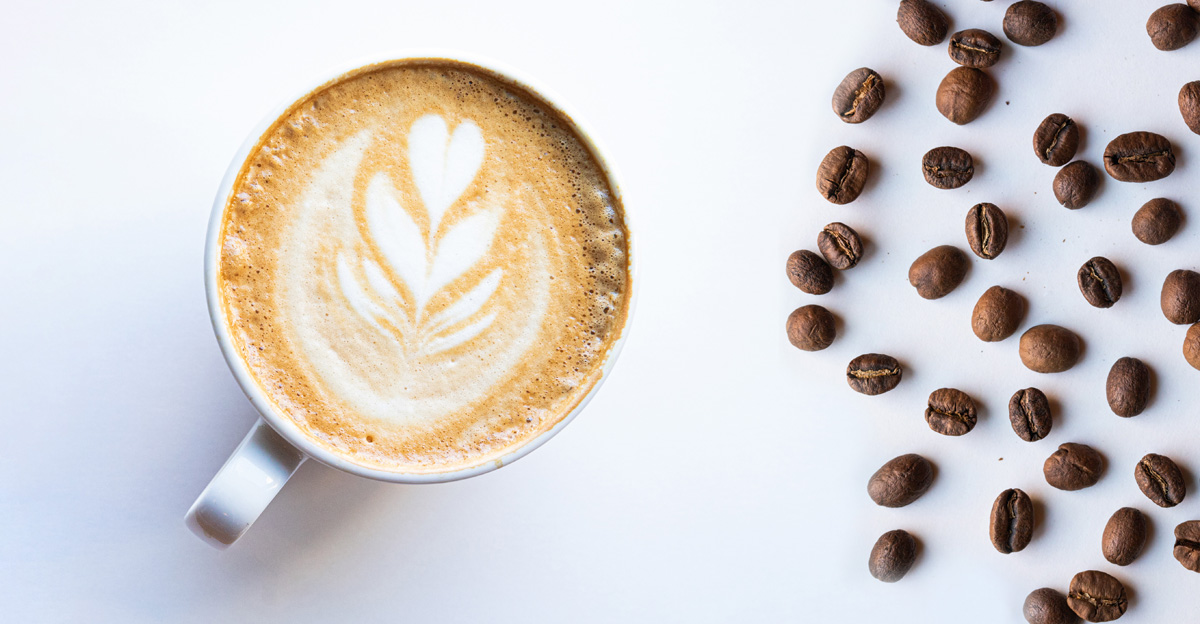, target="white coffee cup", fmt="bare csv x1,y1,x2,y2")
186,51,636,548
